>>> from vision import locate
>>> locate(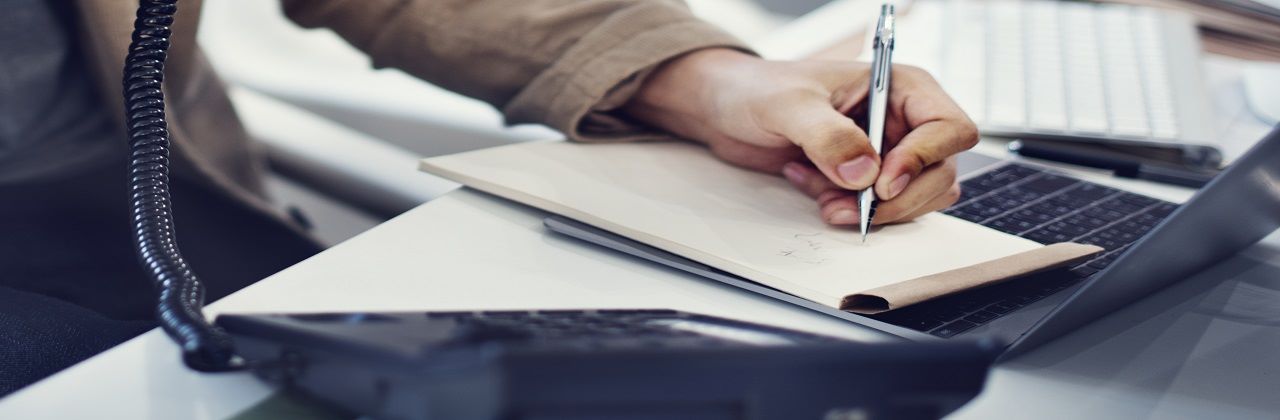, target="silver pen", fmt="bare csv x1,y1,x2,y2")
861,4,895,243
